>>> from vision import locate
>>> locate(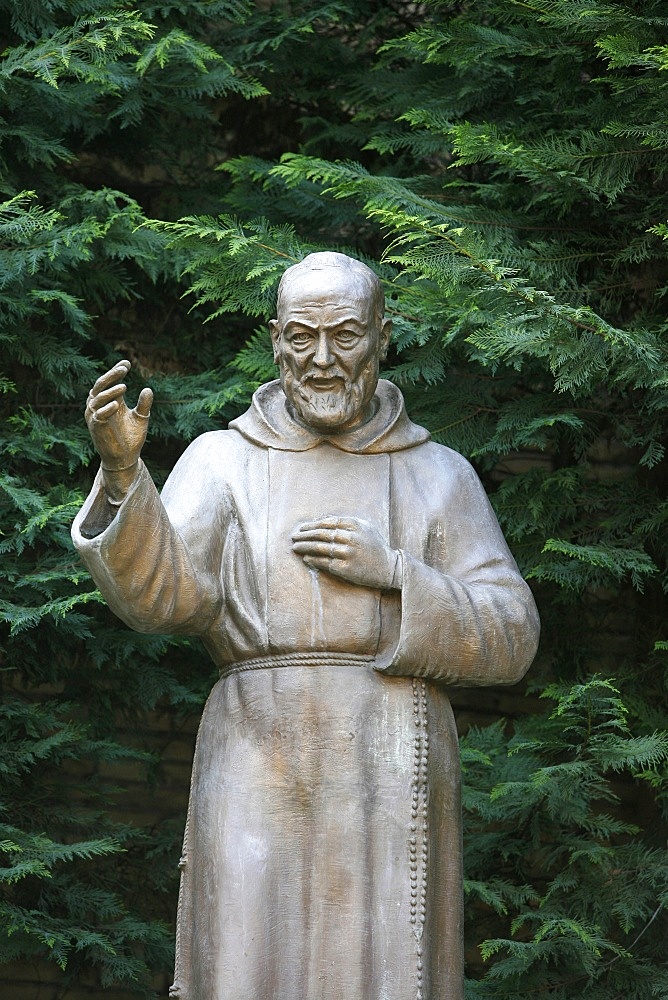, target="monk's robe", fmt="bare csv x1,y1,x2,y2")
72,379,540,1000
